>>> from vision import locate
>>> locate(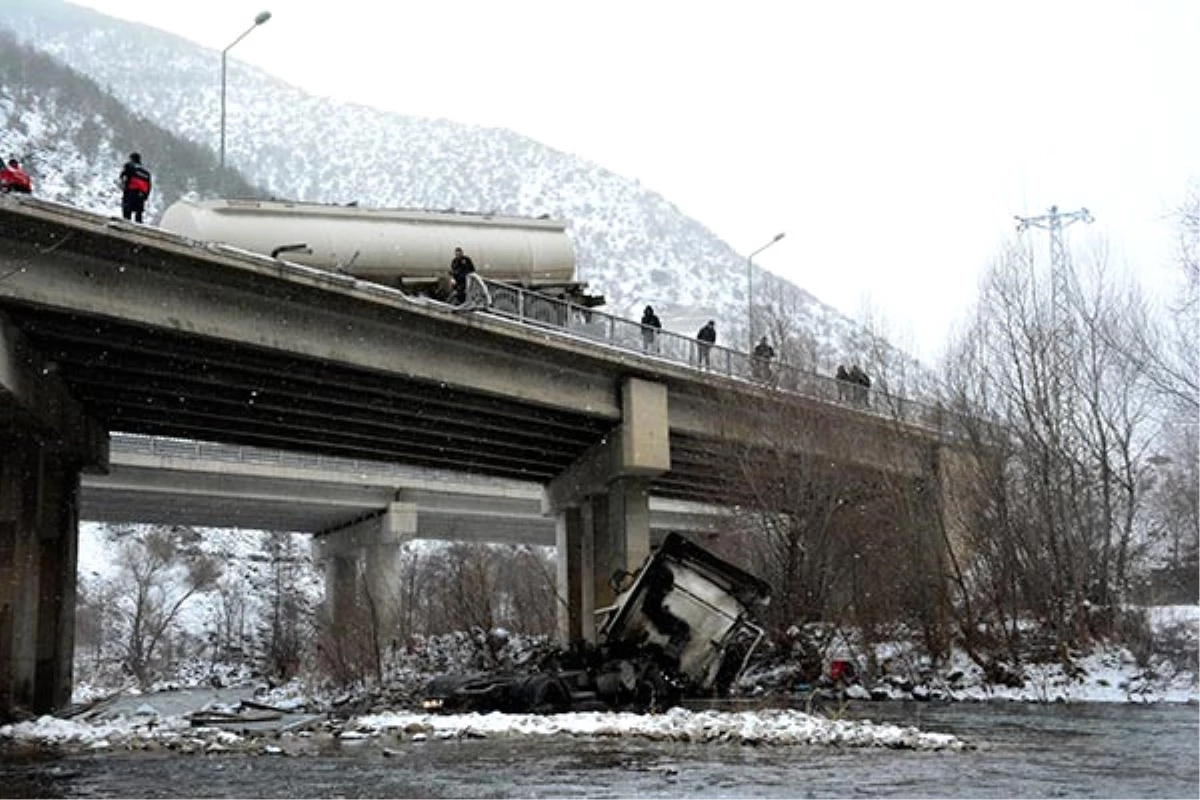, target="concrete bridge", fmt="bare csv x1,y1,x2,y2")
84,433,726,545
83,433,728,614
0,195,964,715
